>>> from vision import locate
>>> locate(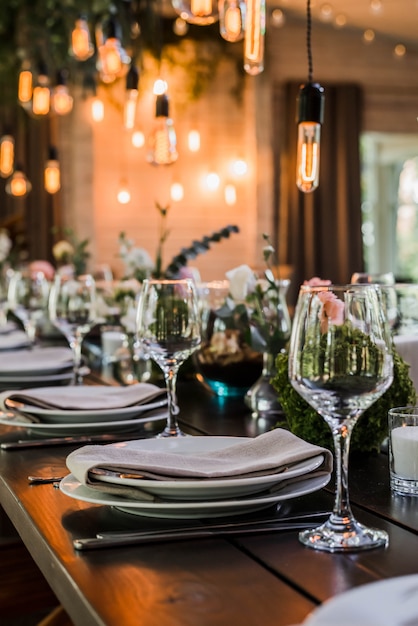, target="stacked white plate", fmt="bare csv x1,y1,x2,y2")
60,435,332,519
0,346,75,388
0,382,168,435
